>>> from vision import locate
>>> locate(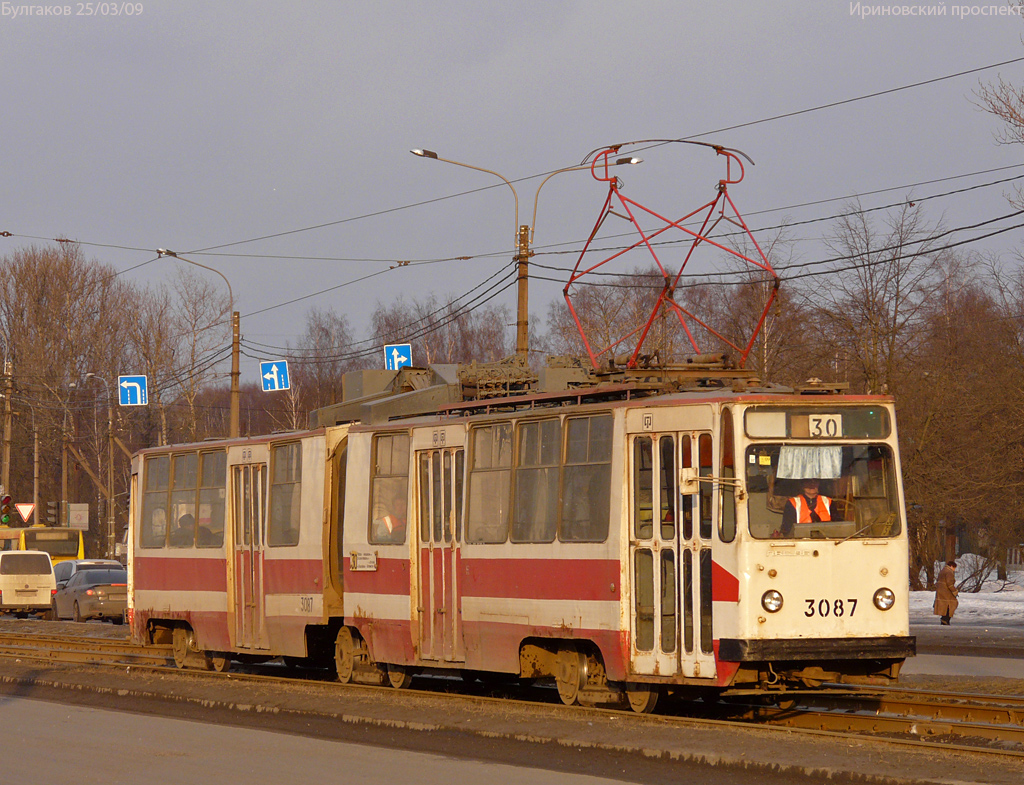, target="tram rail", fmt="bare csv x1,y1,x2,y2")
0,624,1021,758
